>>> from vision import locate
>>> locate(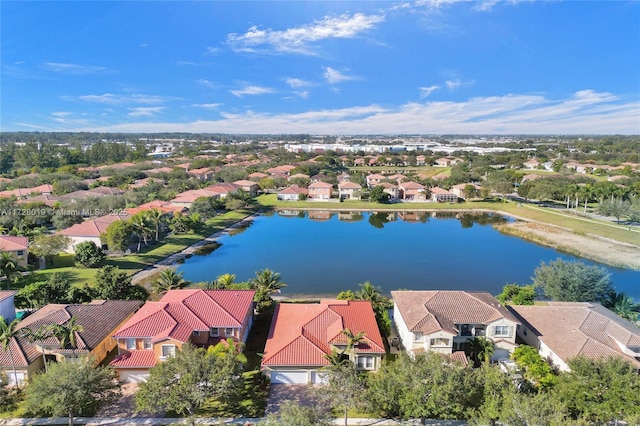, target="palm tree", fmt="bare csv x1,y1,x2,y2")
213,273,236,289
130,213,152,252
323,328,366,365
251,268,287,294
0,316,22,386
144,208,164,242
605,291,640,322
21,325,54,373
0,252,18,290
469,336,494,367
152,268,186,294
48,316,84,359
356,281,383,306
